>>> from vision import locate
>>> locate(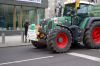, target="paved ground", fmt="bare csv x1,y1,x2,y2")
0,45,100,66
0,35,30,47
